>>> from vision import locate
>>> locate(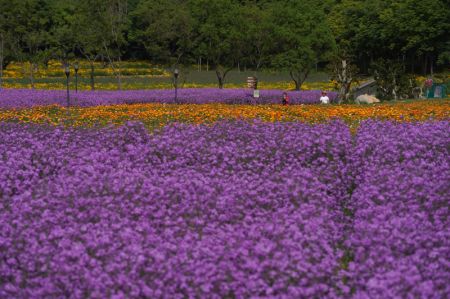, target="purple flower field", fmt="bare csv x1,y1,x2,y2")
0,120,449,298
0,88,337,108
347,121,450,298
